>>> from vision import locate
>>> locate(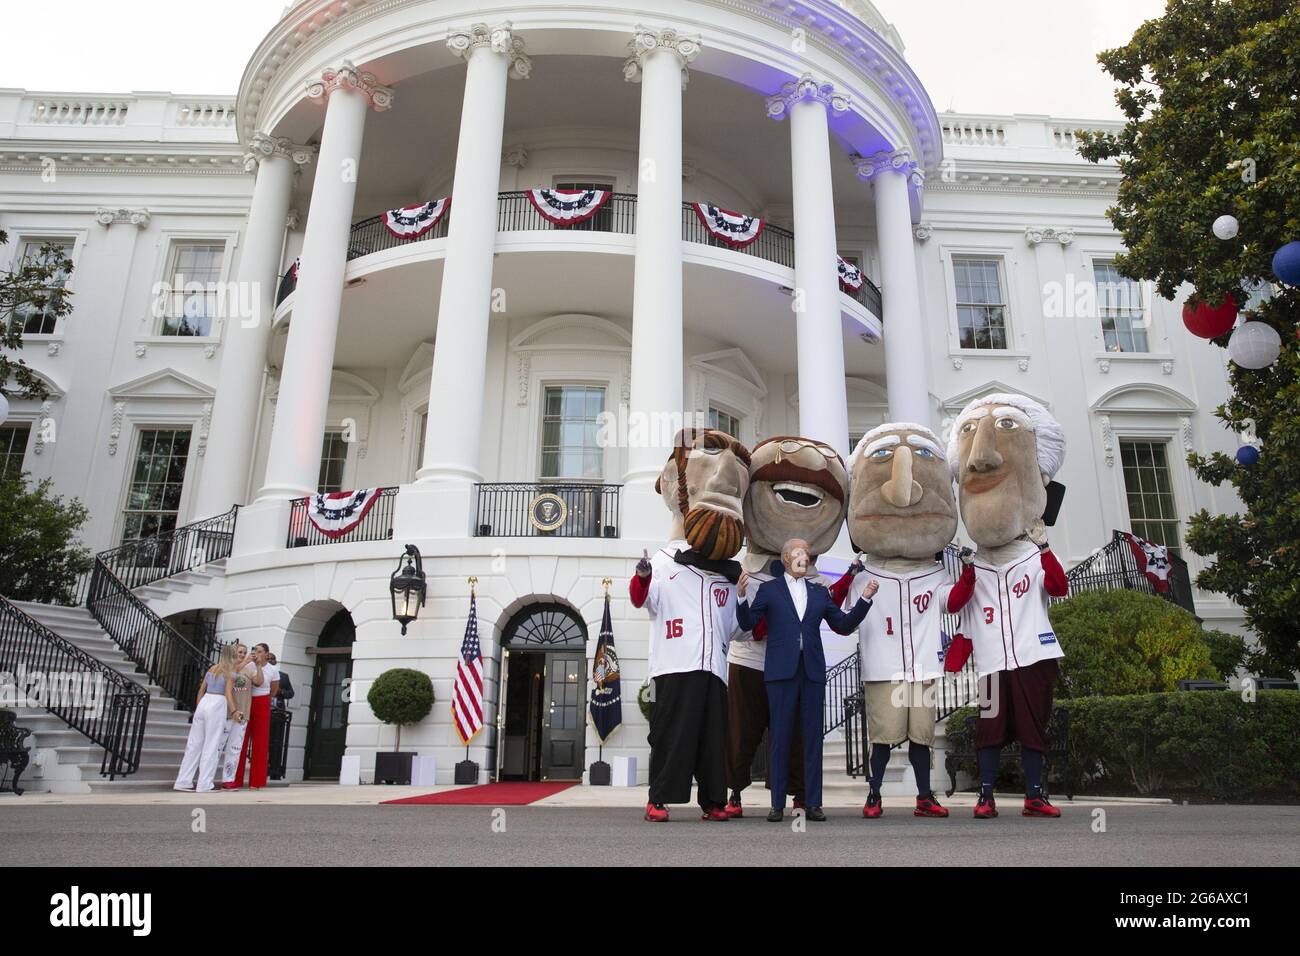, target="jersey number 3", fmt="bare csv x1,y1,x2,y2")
982,606,995,624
